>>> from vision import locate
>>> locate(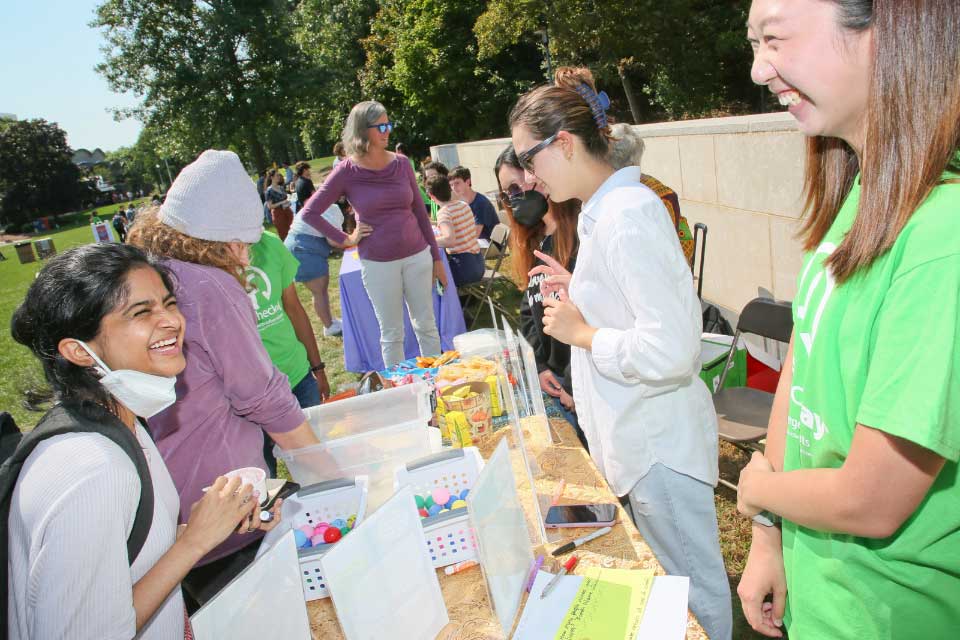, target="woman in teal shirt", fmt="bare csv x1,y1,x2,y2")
737,1,960,639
